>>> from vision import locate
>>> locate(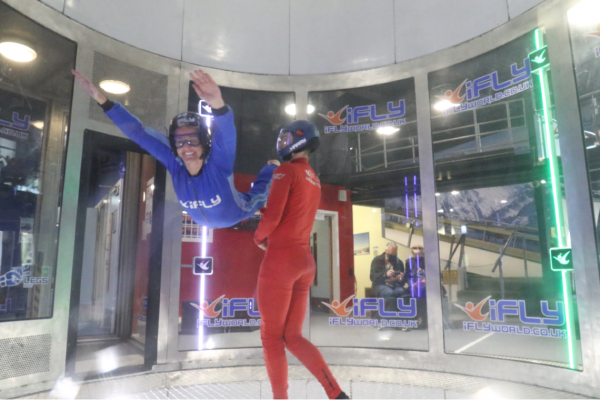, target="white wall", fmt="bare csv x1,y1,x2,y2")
37,0,545,75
